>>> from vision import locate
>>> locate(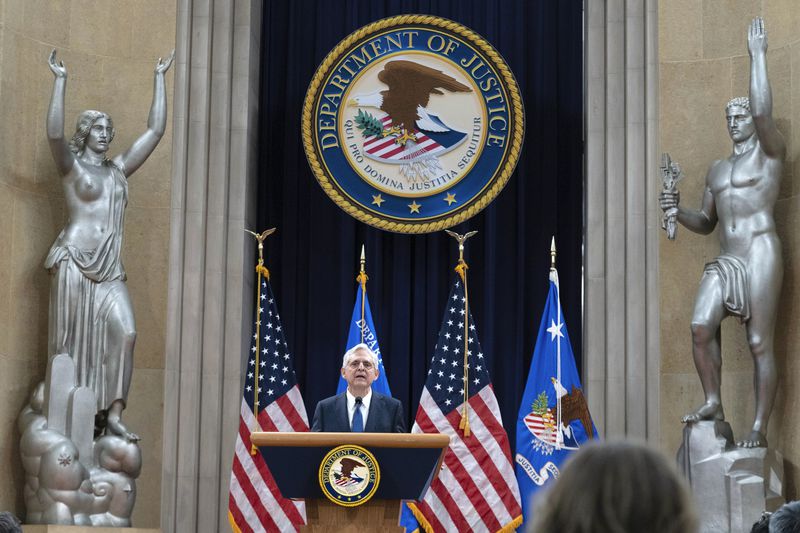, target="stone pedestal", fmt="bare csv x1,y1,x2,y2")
19,355,142,527
677,421,783,533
